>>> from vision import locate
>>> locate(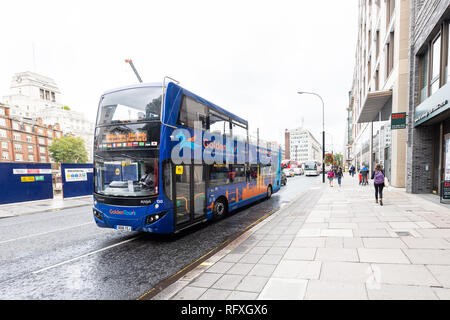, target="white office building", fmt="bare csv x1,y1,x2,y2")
285,128,322,163
2,71,94,162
